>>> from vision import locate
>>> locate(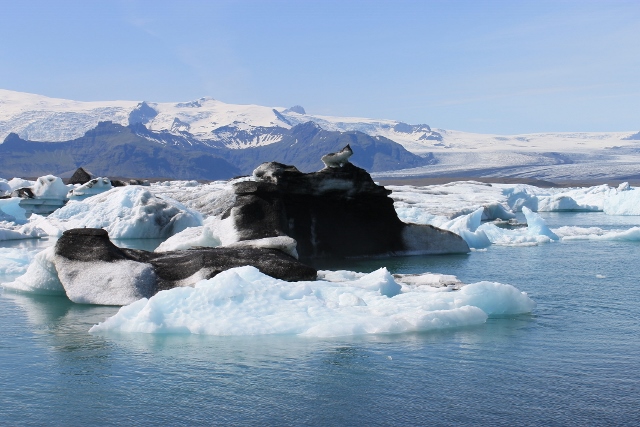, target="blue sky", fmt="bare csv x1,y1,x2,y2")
1,0,638,134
